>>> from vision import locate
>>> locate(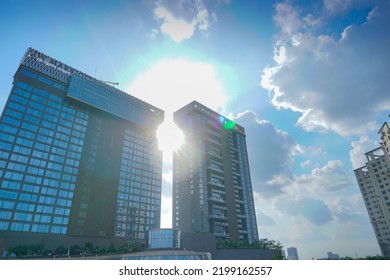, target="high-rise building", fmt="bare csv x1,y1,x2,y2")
327,251,340,260
172,101,258,242
287,247,299,260
0,48,164,248
354,121,390,258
